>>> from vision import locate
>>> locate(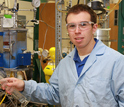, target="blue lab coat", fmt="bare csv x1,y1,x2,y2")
22,39,124,107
